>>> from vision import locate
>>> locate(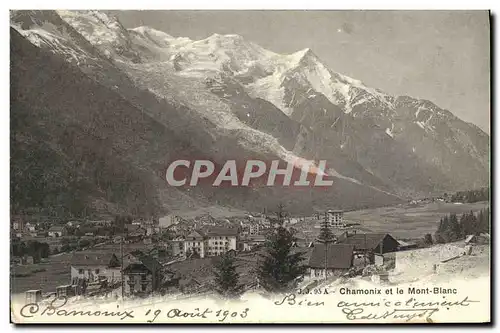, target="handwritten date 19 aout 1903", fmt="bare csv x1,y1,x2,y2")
145,307,250,323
